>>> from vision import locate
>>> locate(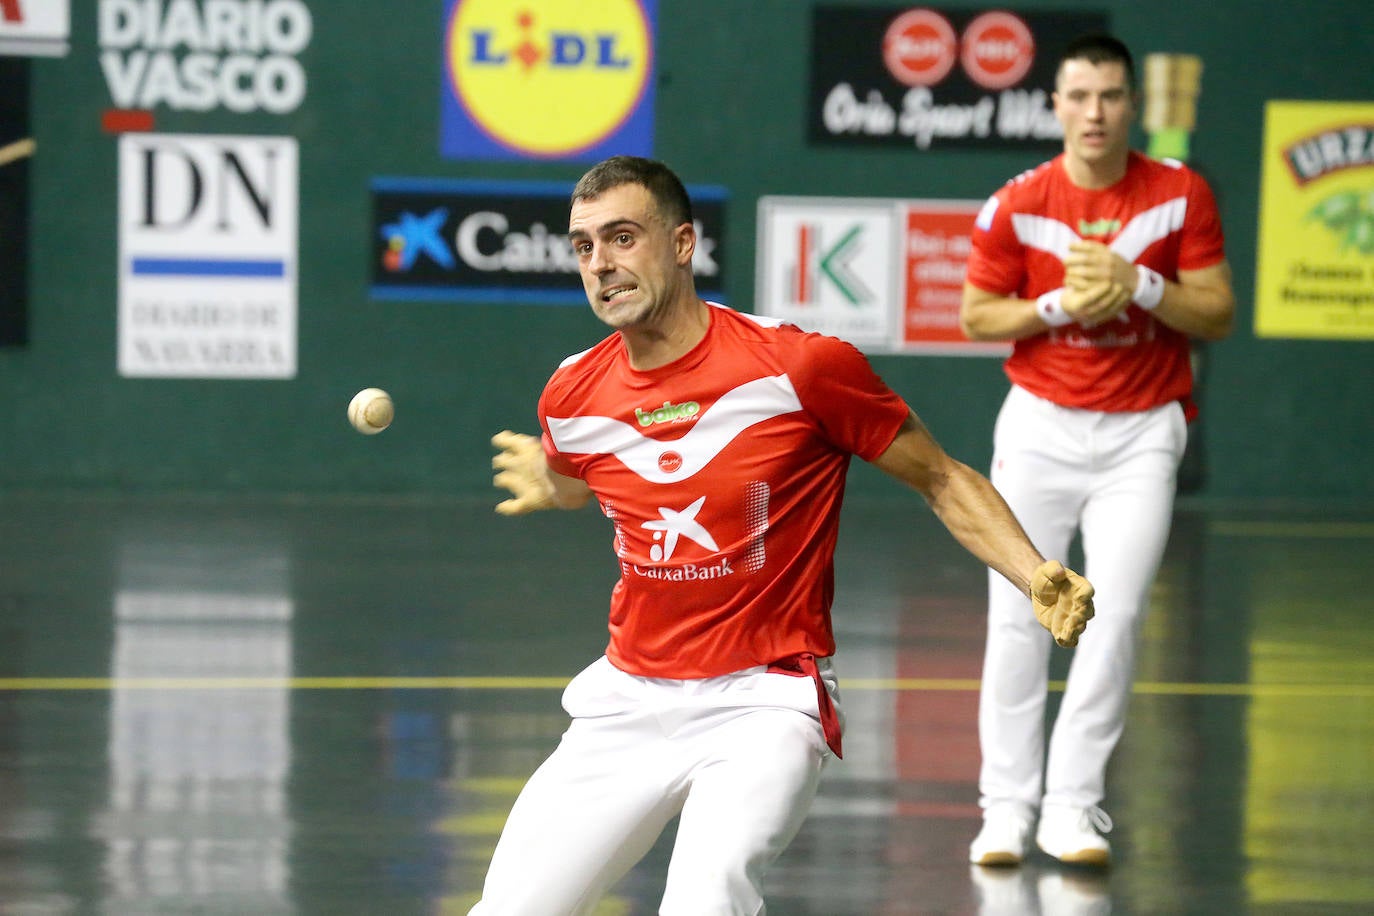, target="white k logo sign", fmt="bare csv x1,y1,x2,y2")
642,496,719,562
